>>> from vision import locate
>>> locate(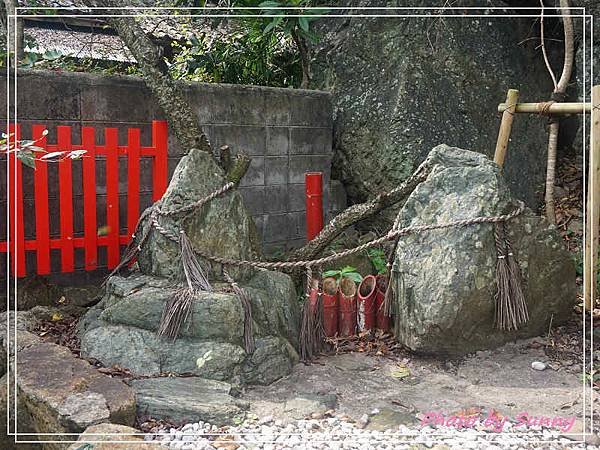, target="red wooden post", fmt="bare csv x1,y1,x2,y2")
57,126,74,272
305,172,324,241
105,128,120,269
152,120,168,202
32,125,50,275
127,128,140,239
82,126,97,271
8,124,25,276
